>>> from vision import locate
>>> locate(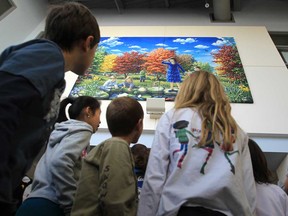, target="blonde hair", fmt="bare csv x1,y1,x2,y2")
125,76,133,82
174,70,237,150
